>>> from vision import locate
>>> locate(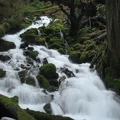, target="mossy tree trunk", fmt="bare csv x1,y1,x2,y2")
106,0,120,76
